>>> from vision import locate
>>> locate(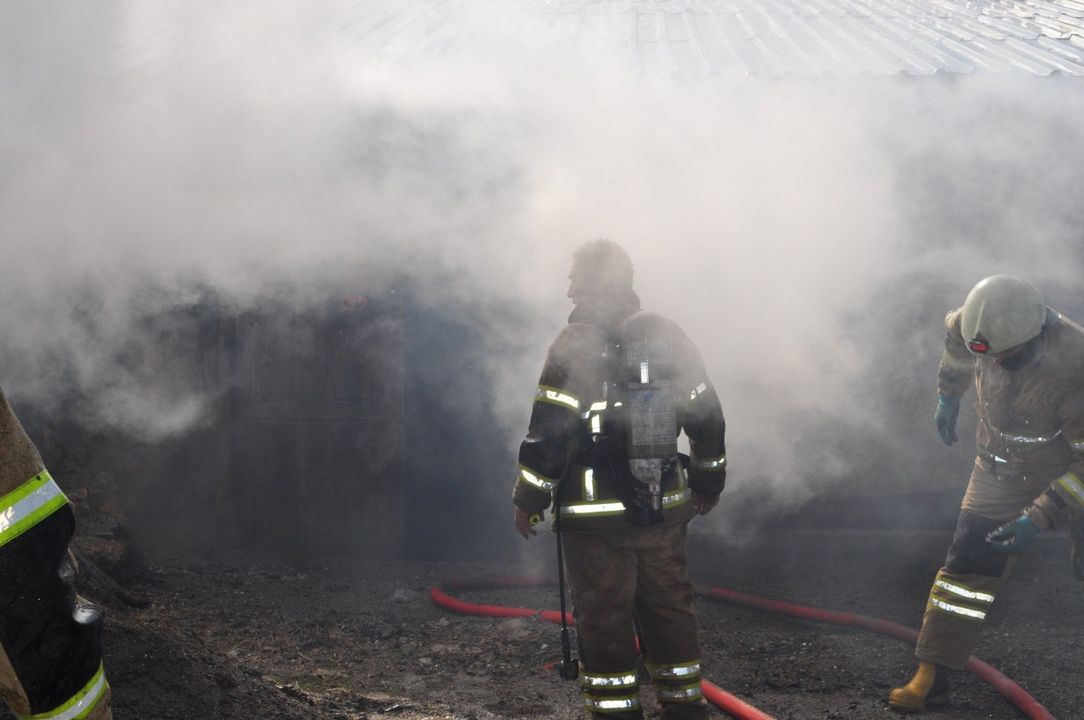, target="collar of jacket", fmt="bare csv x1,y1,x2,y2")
568,288,641,332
